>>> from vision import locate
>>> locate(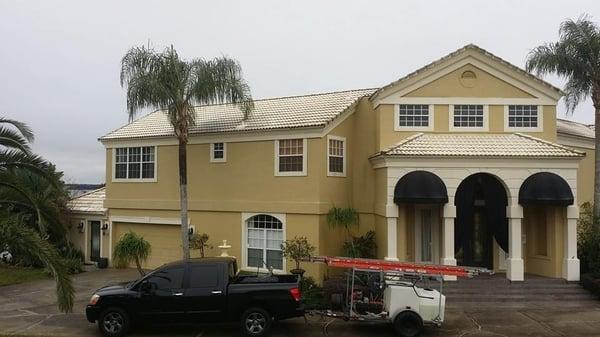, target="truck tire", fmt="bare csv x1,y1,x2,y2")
98,307,130,337
393,311,423,337
241,307,272,337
